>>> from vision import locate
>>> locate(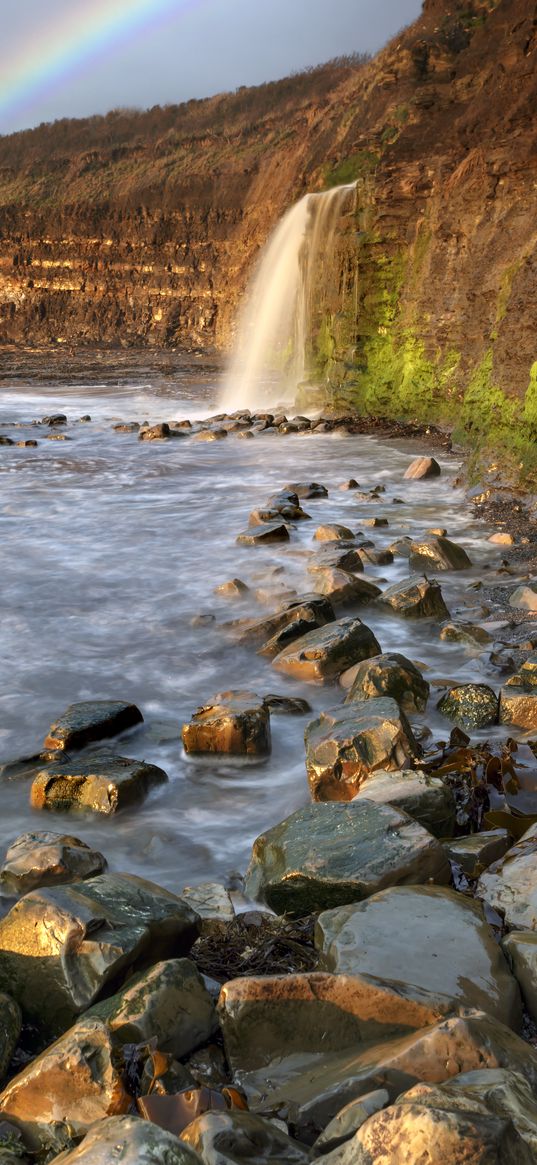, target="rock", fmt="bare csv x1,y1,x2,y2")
0,437,14,446
139,423,171,440
409,535,472,571
440,622,492,647
30,752,168,815
180,883,235,933
360,547,394,565
0,872,199,1033
499,687,537,728
509,585,537,611
314,524,355,542
50,1115,201,1164
518,650,537,687
489,531,515,544
244,800,450,916
250,504,308,523
258,615,321,658
304,700,420,802
437,683,498,729
312,568,381,606
43,700,143,751
237,430,254,439
388,536,413,557
477,824,537,930
315,885,521,1030
88,958,216,1057
236,523,289,545
181,1110,309,1165
214,579,250,599
339,479,360,491
272,618,382,683
502,932,537,1023
182,691,270,757
193,429,227,441
353,770,456,837
235,595,334,649
263,695,311,715
308,545,363,573
0,832,107,895
361,517,388,528
286,482,328,498
114,422,140,433
313,1090,389,1153
0,1018,129,1137
345,653,429,713
42,414,67,426
378,575,450,618
446,830,513,876
16,439,38,447
0,996,21,1082
403,456,441,480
